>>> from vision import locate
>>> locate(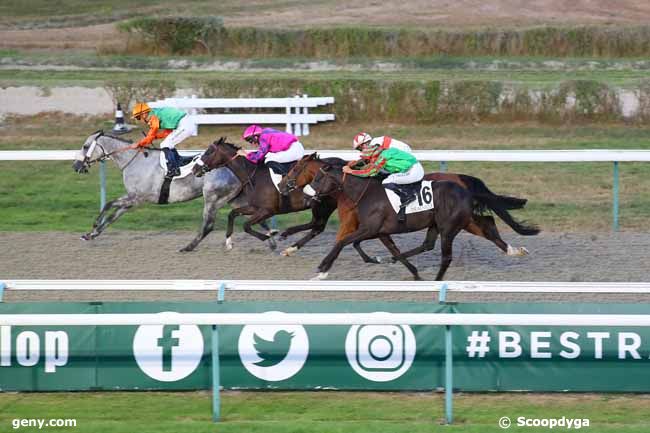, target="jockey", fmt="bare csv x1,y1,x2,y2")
343,140,424,222
131,102,197,178
352,132,413,155
237,125,305,175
